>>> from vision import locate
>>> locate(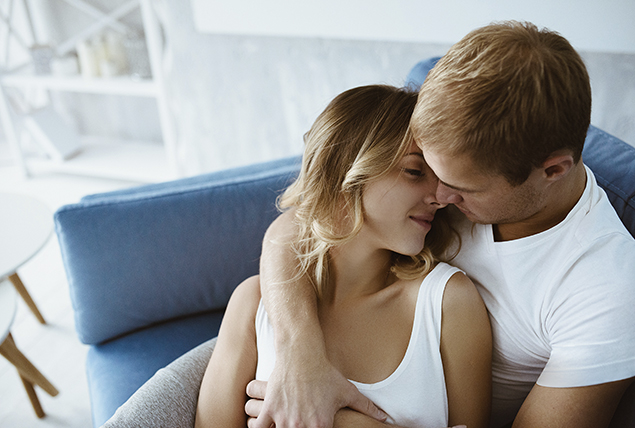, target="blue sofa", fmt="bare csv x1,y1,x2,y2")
54,58,635,427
